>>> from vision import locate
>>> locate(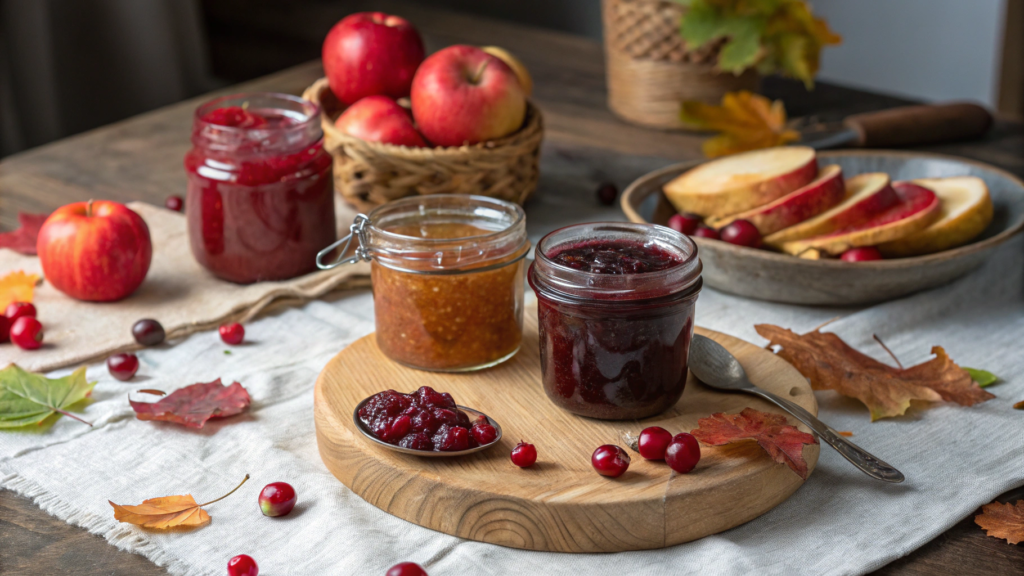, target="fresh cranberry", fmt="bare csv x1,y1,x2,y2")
5,302,36,321
596,182,618,206
592,445,631,478
107,353,139,381
259,482,297,517
219,322,245,345
692,225,720,240
667,213,701,235
386,562,428,576
10,317,43,350
638,426,673,460
510,441,537,468
227,554,258,576
470,422,498,445
841,247,883,262
665,433,701,474
719,219,762,248
165,195,184,212
132,319,165,346
0,315,9,344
